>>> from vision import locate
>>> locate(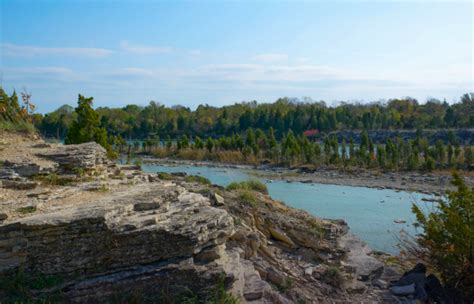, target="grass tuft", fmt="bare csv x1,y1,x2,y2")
226,179,268,194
